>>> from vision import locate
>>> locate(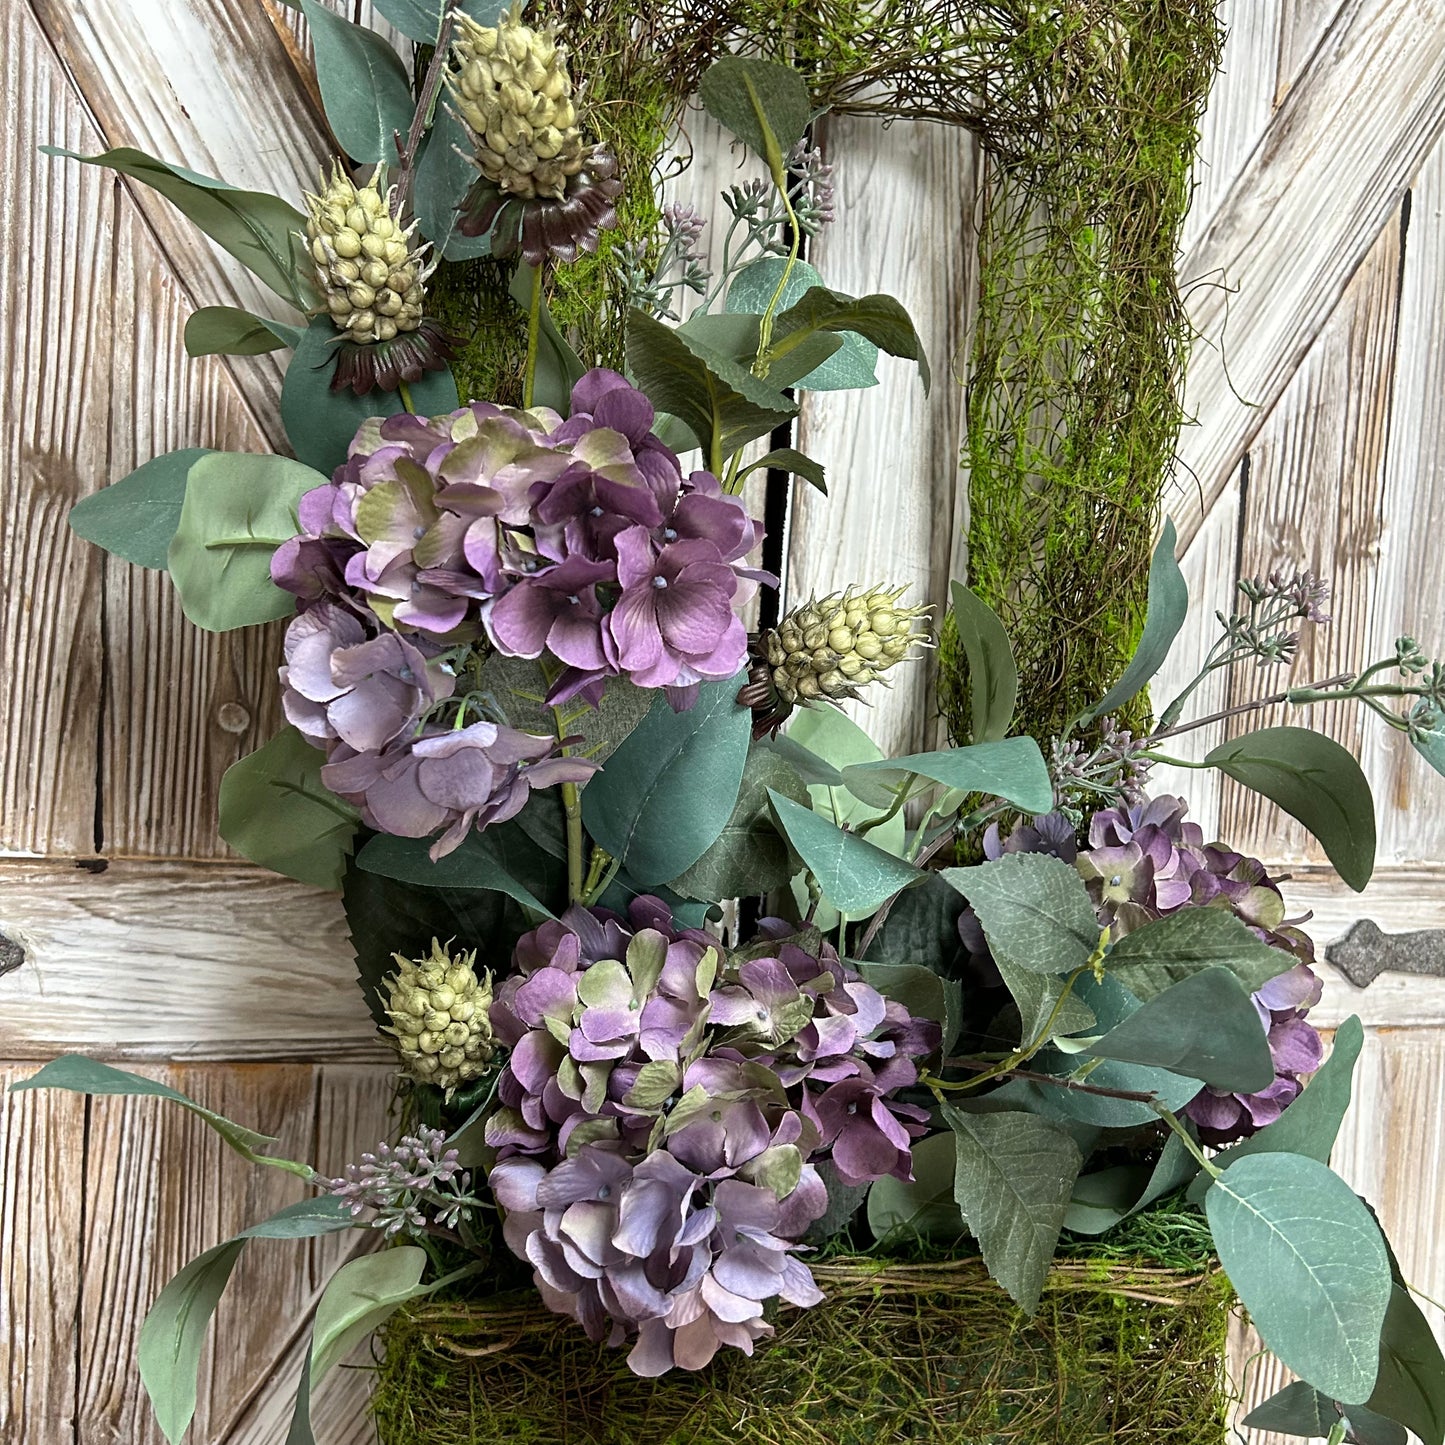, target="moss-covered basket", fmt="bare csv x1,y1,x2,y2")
372,1256,1233,1445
